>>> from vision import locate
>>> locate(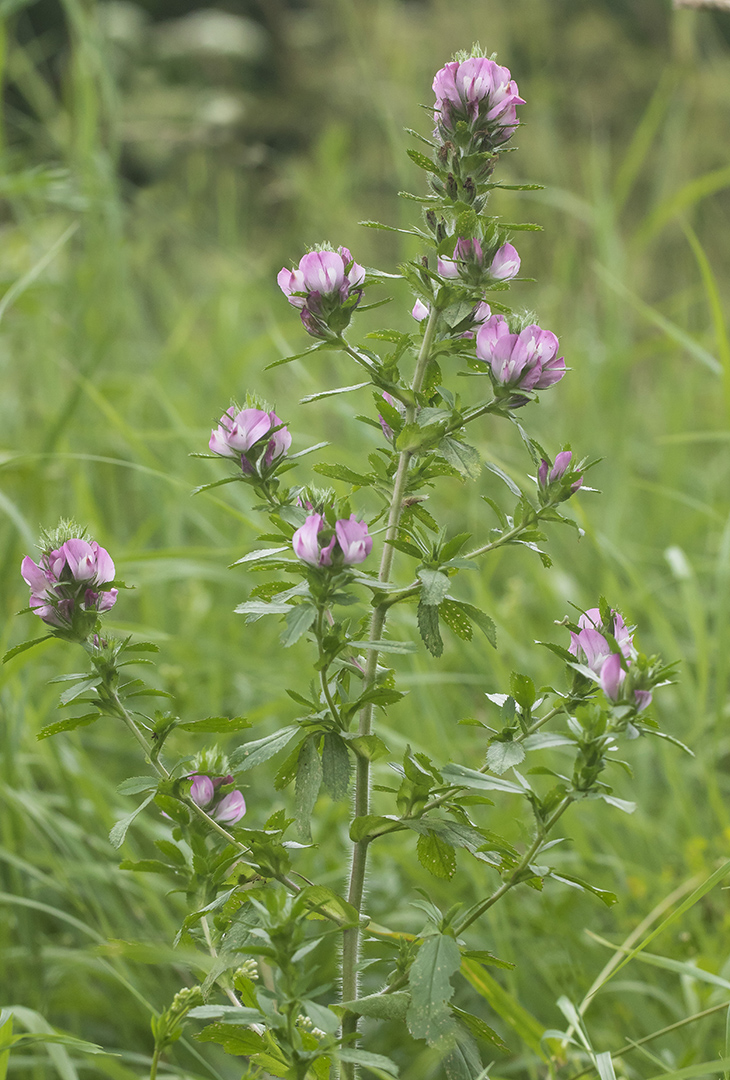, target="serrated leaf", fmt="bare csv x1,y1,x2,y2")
509,672,536,710
485,461,521,495
178,715,251,733
295,736,323,840
313,462,372,486
322,732,351,801
440,762,524,794
300,885,360,926
59,678,101,706
229,725,299,772
451,1007,509,1052
3,636,53,663
439,437,482,479
407,934,461,1045
352,639,418,654
37,713,100,740
417,832,456,879
300,381,369,404
485,741,526,774
418,569,450,606
439,599,473,641
347,734,390,761
280,604,317,647
230,546,289,567
407,147,437,173
337,1049,399,1077
418,602,443,658
117,776,158,796
340,992,410,1021
234,599,292,615
457,603,497,648
109,793,156,849
350,815,397,842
